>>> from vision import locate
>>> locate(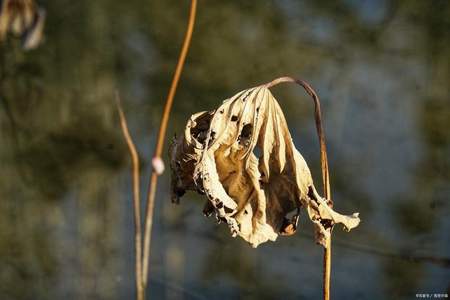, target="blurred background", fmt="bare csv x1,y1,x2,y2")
0,0,449,299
